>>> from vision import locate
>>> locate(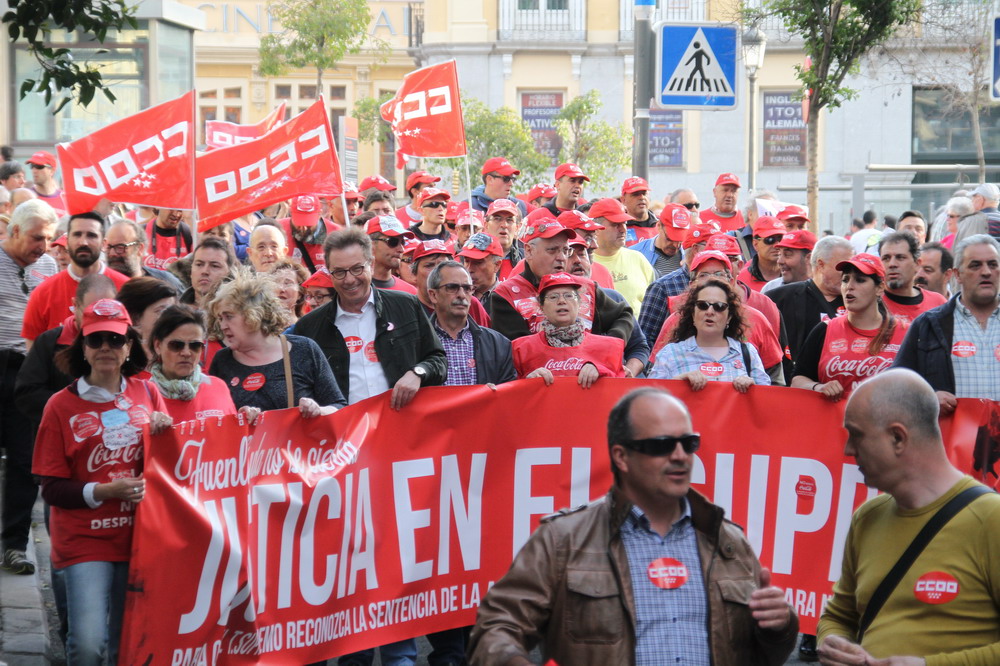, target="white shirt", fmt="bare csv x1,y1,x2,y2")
334,289,390,404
